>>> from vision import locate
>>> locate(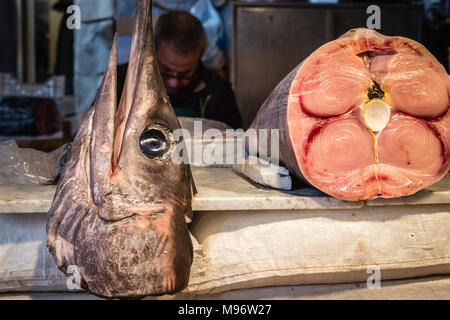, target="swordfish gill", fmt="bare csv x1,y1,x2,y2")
46,0,195,298
250,28,449,201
